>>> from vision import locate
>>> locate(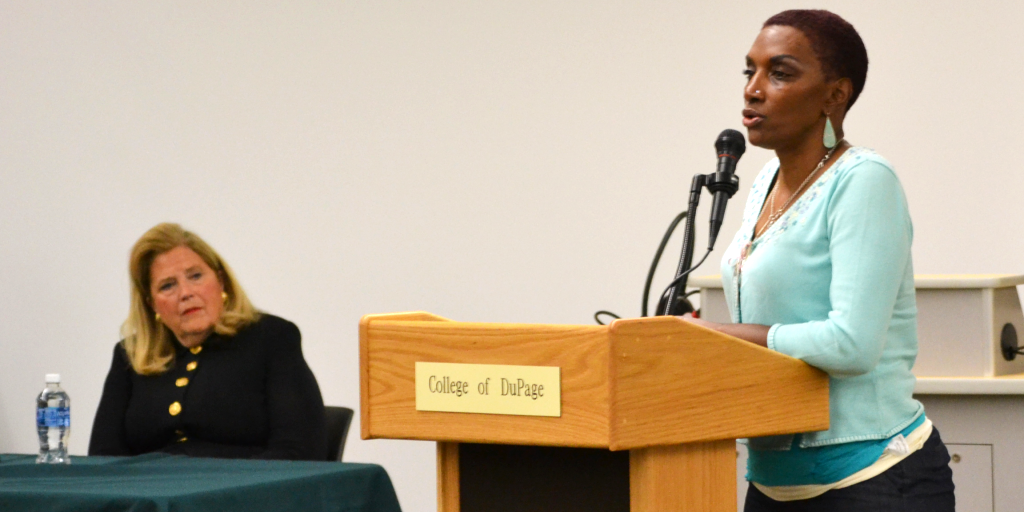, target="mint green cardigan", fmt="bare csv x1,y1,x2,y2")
721,147,924,451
